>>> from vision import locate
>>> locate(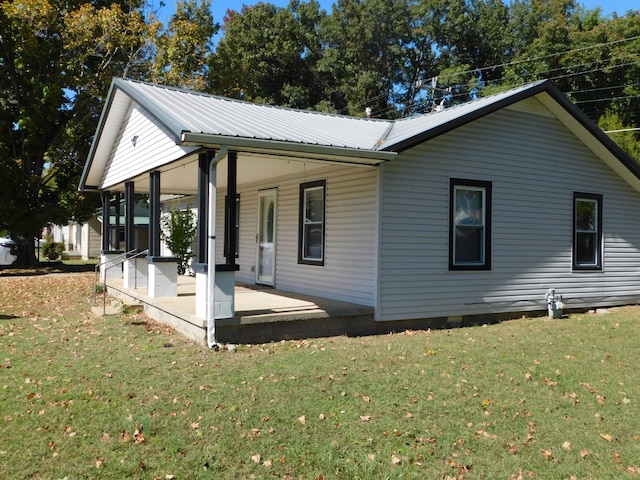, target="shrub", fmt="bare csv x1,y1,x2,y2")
160,206,196,275
43,242,64,261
